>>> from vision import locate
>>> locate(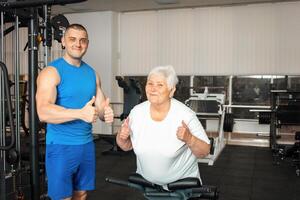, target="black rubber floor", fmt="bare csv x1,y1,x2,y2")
89,140,300,200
